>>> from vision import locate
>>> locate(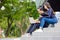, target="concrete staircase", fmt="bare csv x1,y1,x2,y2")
20,21,60,40
21,32,60,40
20,12,60,40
